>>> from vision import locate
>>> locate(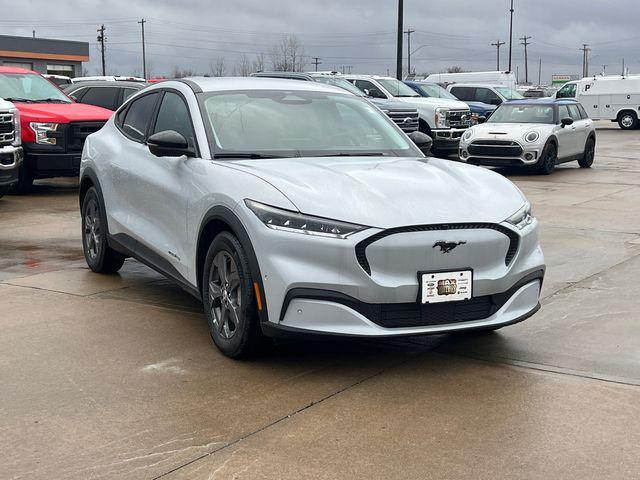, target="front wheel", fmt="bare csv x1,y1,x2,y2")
618,112,638,130
202,231,264,358
81,187,125,273
11,162,34,194
578,138,595,168
536,142,557,175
